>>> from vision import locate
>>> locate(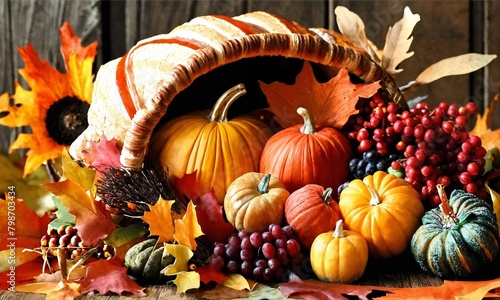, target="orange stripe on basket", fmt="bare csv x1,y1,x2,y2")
212,15,259,34
116,38,201,119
